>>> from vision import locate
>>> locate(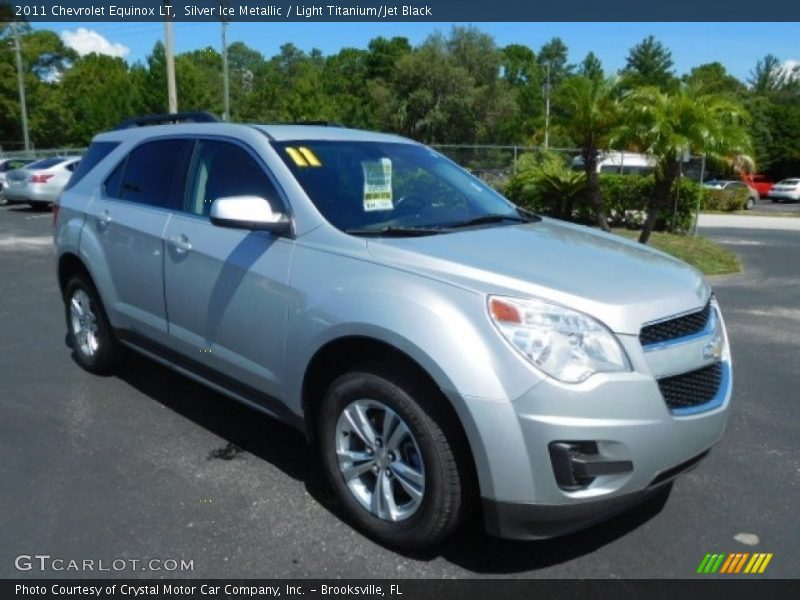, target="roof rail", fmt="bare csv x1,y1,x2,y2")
289,120,345,127
114,112,219,130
